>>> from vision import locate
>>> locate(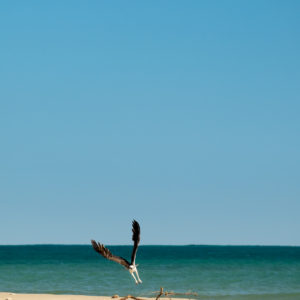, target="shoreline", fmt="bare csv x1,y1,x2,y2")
0,293,193,300
0,293,113,300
